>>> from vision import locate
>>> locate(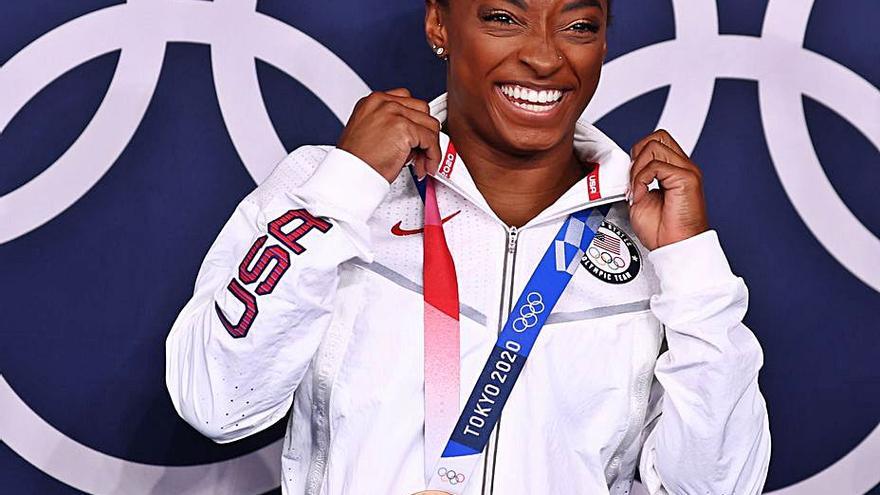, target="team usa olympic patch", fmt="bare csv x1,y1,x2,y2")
581,221,641,284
